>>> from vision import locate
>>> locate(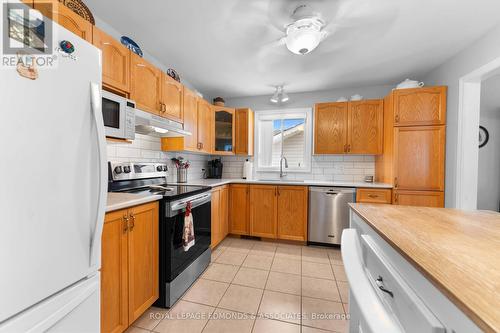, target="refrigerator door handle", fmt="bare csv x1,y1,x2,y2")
89,82,107,269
